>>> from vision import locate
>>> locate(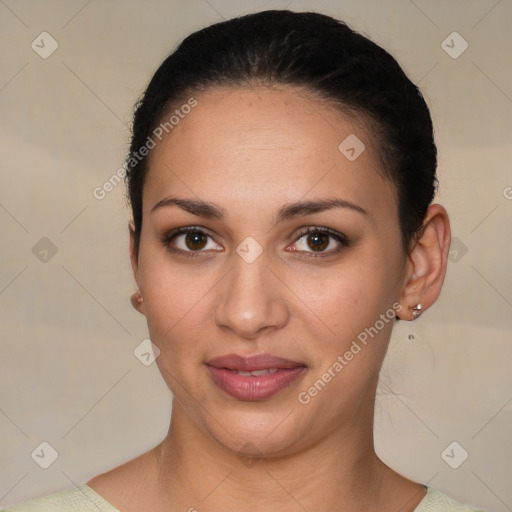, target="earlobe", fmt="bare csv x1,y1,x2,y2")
130,290,145,315
397,204,451,320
